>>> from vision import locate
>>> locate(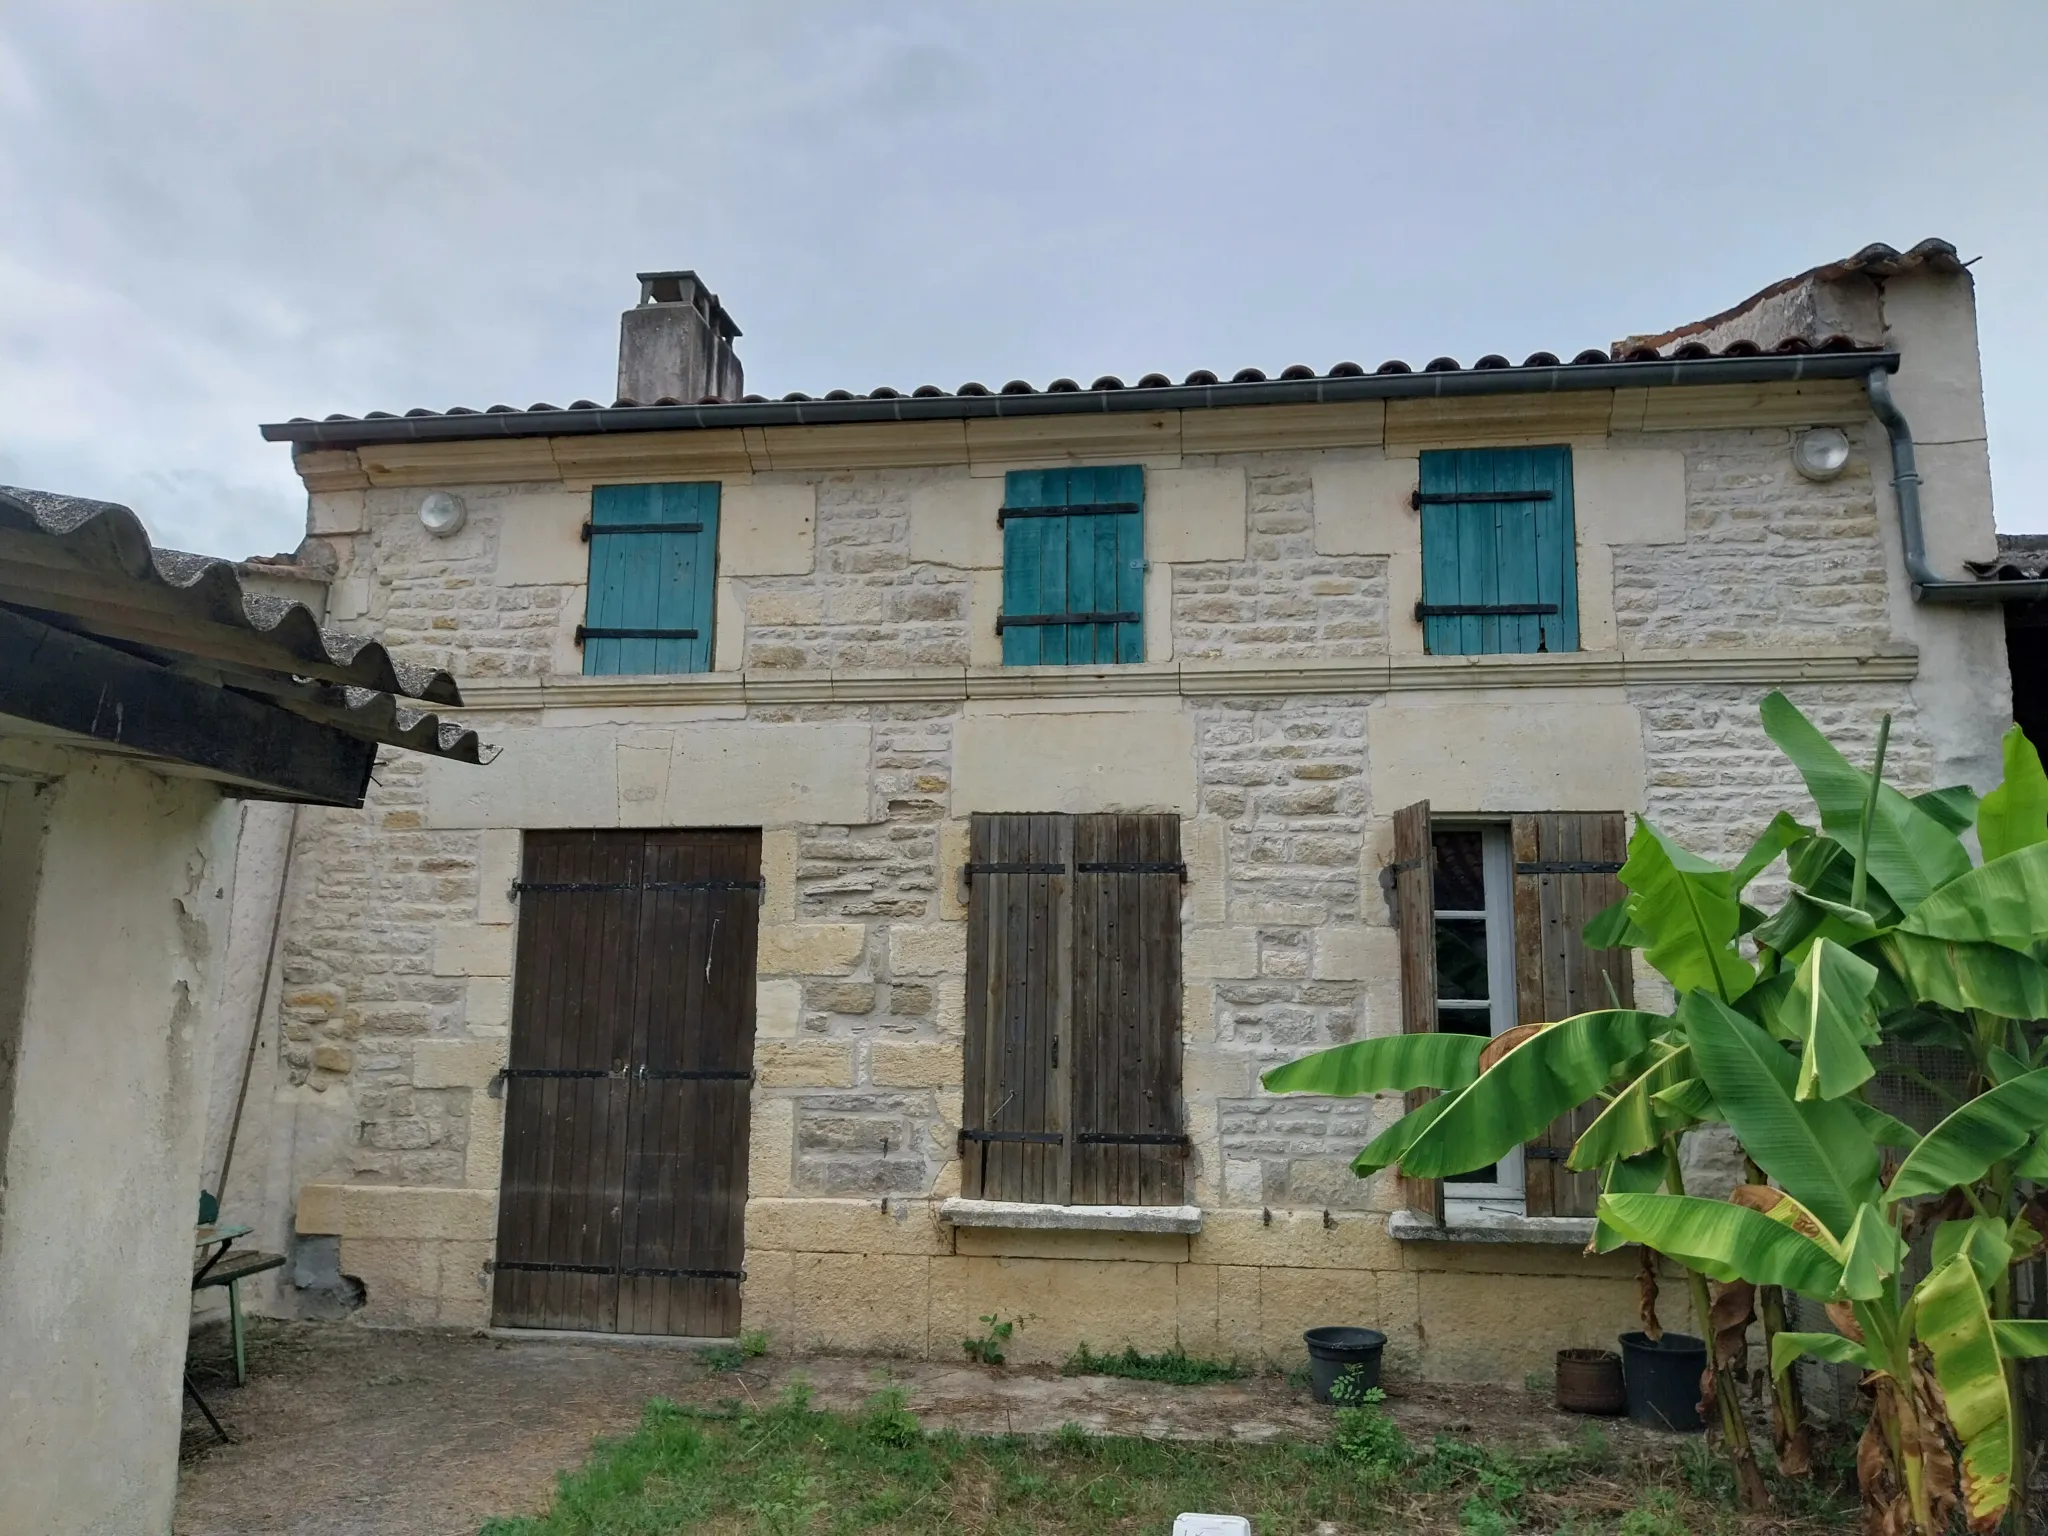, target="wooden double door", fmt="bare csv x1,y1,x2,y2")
492,829,759,1337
